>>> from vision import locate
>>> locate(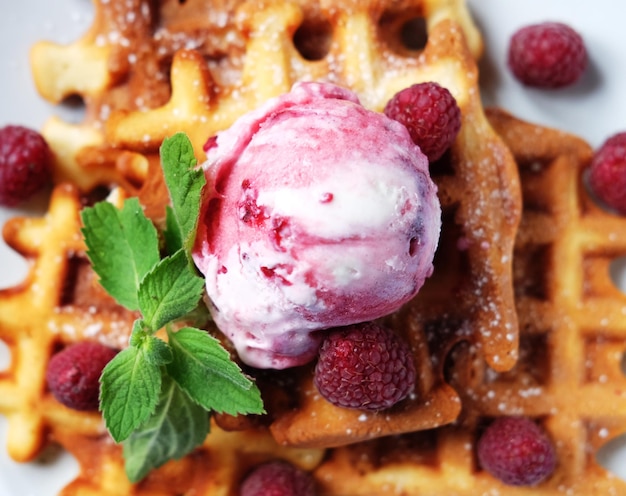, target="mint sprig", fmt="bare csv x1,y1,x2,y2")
99,339,164,443
138,250,205,331
81,197,160,310
123,375,209,483
160,134,206,254
167,327,264,414
81,133,264,482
